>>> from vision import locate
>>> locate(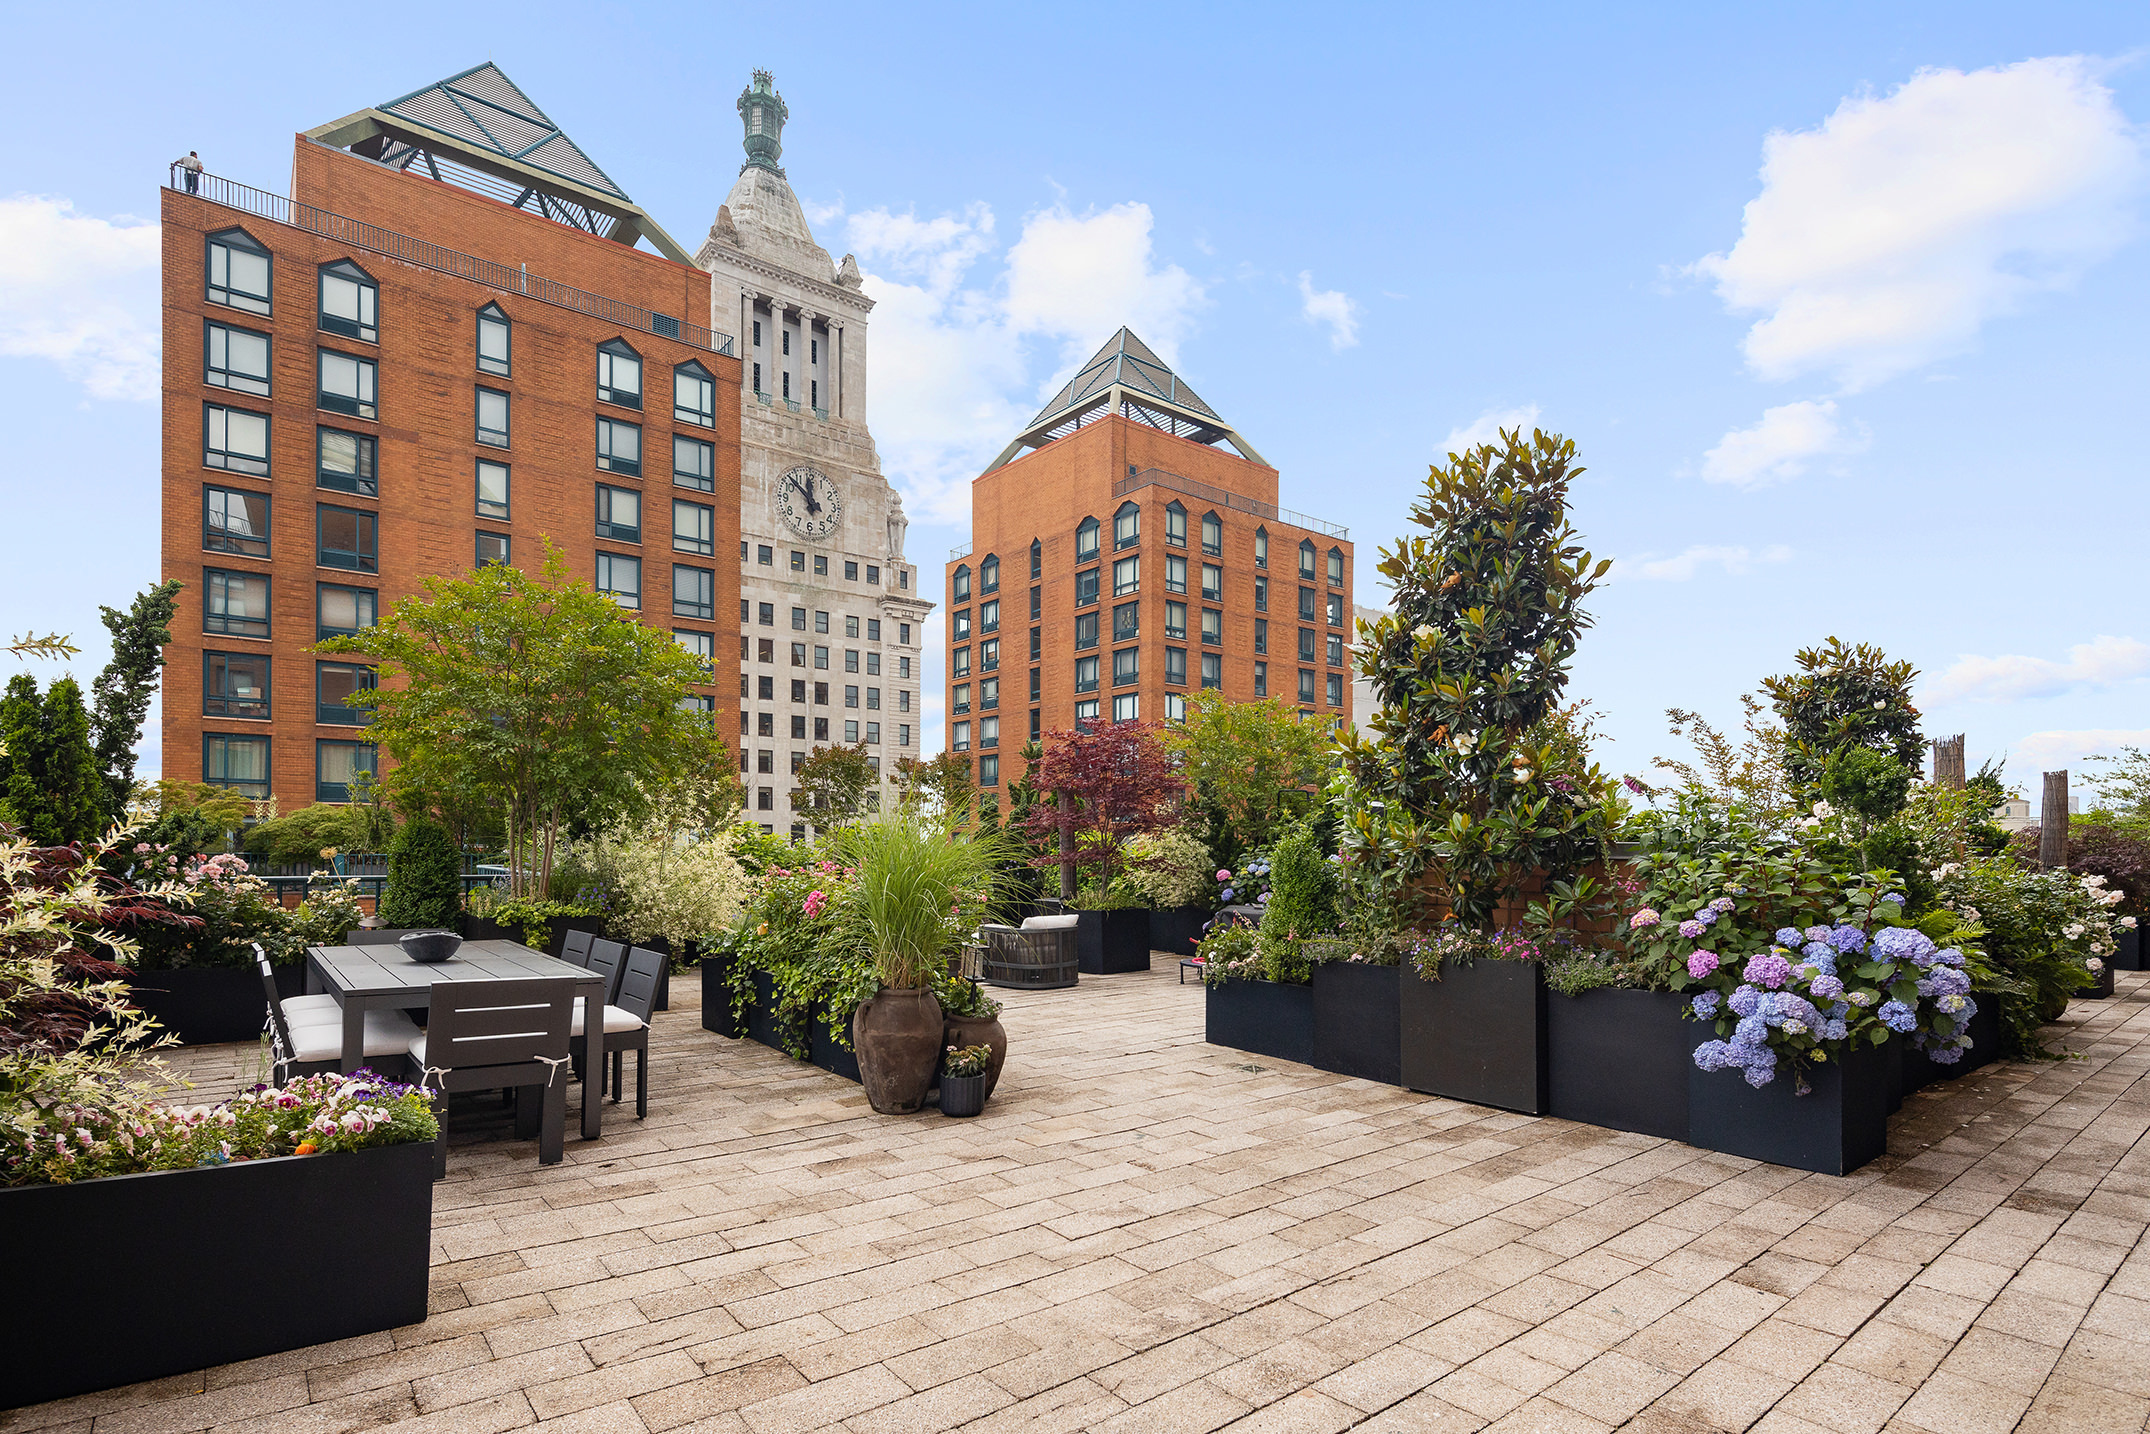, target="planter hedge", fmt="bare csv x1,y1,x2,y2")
0,1140,433,1406
1076,908,1151,974
1311,963,1400,1085
1687,1030,1894,1176
123,965,306,1046
1147,906,1212,961
1205,979,1315,1066
1545,988,1689,1141
1400,960,1547,1115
